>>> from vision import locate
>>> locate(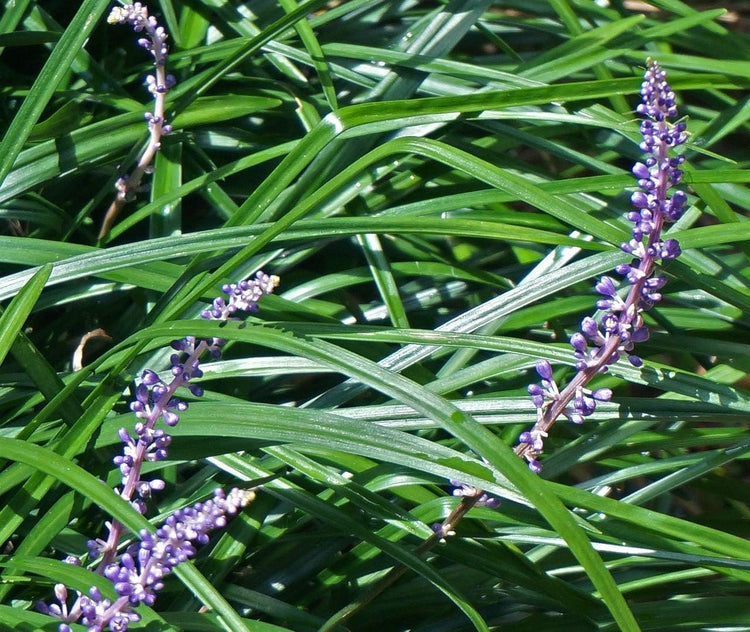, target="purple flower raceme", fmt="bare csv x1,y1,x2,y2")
516,59,687,473
39,489,256,632
100,2,177,239
104,488,255,607
39,271,279,631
